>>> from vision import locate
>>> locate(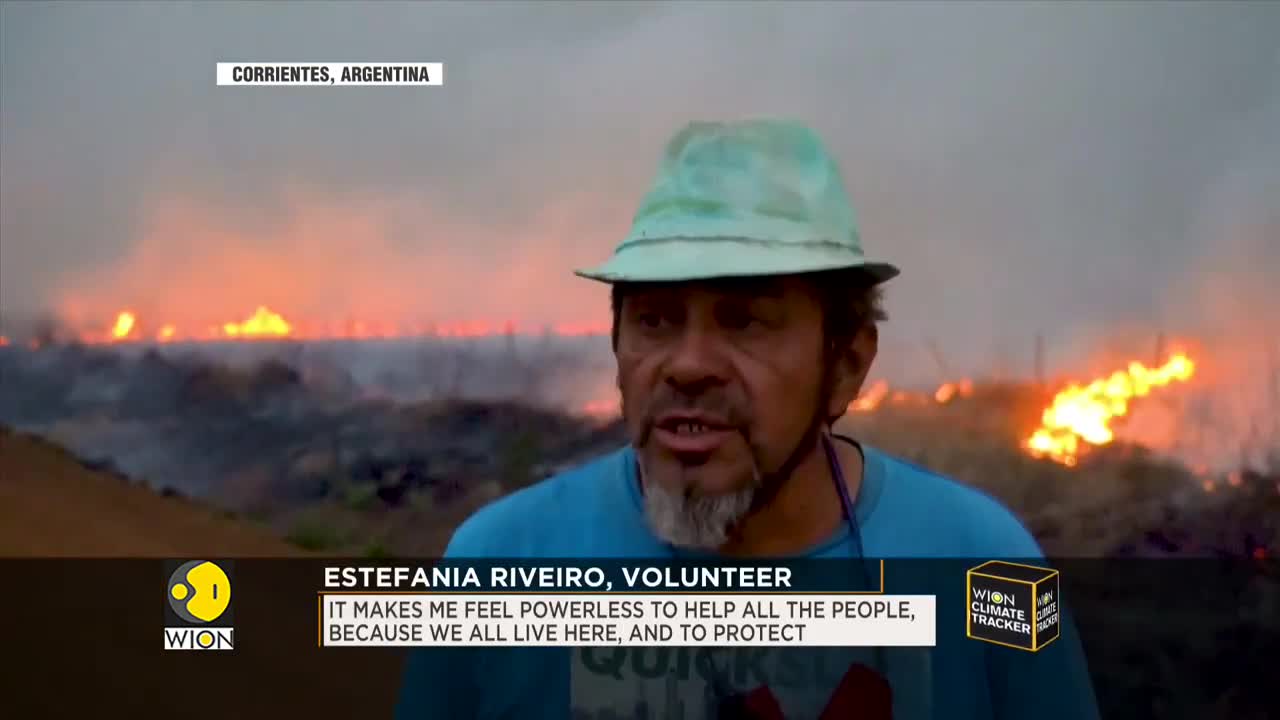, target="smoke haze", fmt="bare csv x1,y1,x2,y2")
2,0,1277,388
